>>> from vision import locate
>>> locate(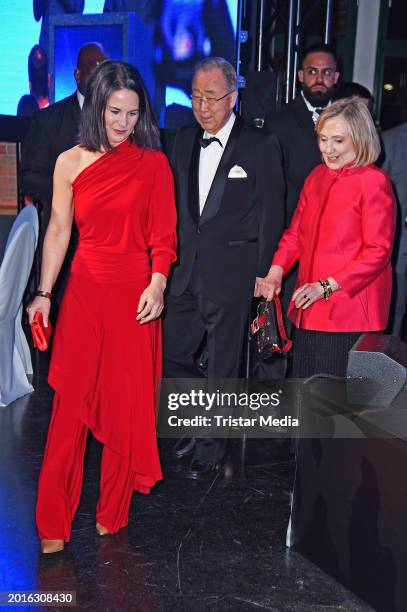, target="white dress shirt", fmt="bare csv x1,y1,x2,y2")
77,90,85,110
198,113,235,215
301,91,331,124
